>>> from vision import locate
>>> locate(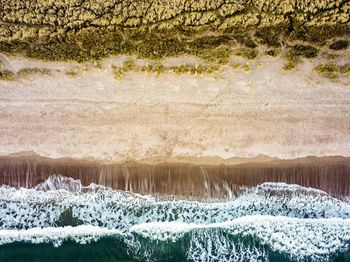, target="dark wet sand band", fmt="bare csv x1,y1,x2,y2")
1,156,349,198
